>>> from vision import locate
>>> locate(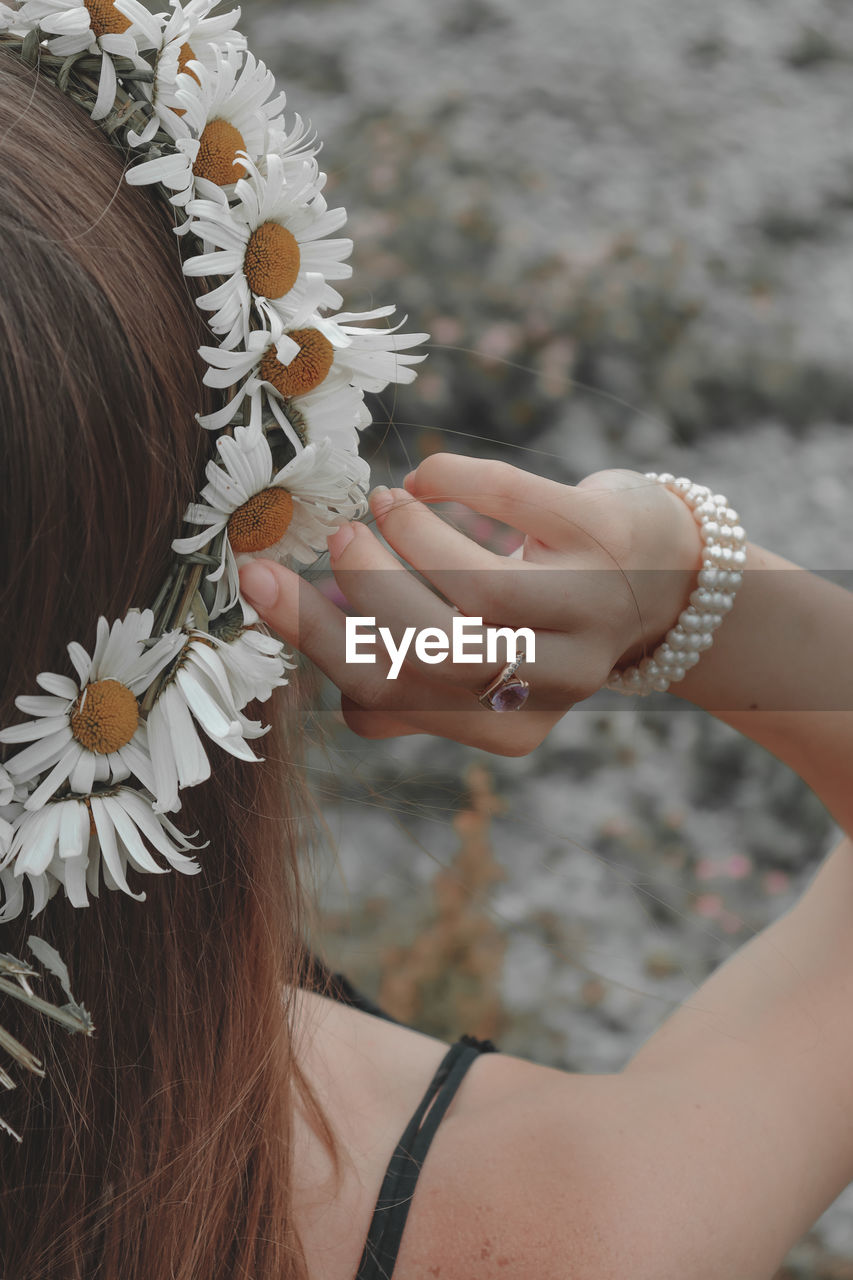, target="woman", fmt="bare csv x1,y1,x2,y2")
1,25,852,1280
